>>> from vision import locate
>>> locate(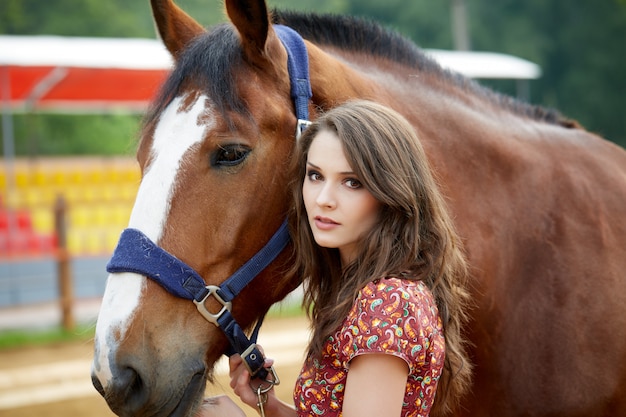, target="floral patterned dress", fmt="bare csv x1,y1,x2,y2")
293,277,445,417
